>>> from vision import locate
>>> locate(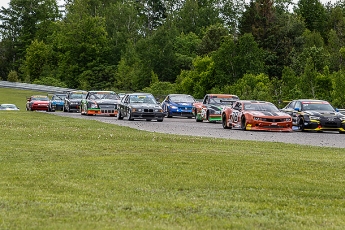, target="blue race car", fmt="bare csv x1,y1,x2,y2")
48,93,67,111
161,94,196,118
